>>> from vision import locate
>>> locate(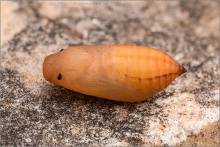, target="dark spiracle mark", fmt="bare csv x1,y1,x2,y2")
57,73,62,80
